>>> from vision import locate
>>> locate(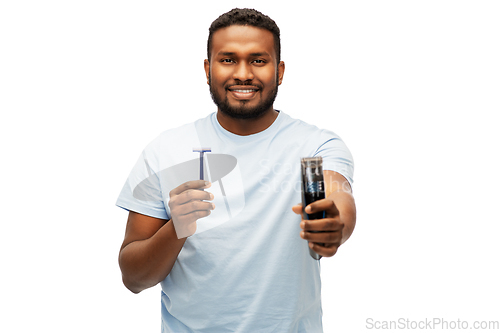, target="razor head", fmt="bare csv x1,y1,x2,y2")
193,147,212,153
